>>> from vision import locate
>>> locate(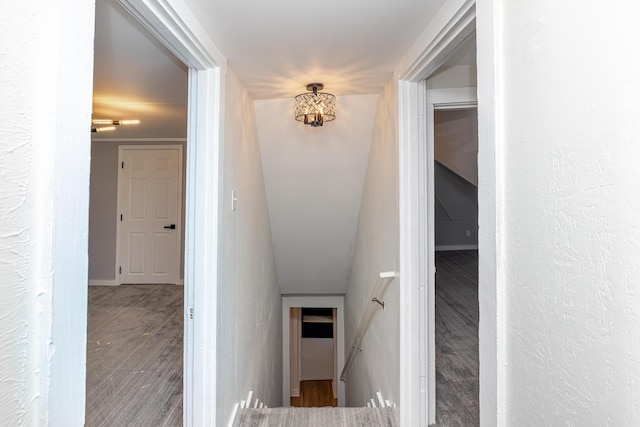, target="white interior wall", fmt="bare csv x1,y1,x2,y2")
344,76,400,406
254,95,377,295
491,1,640,424
300,338,334,381
0,0,95,424
217,69,282,425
